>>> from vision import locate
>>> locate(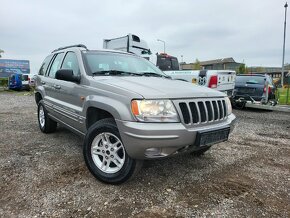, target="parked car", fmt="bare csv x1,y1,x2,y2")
8,73,31,91
233,74,276,102
9,73,22,90
28,74,36,87
35,44,236,184
21,74,30,90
